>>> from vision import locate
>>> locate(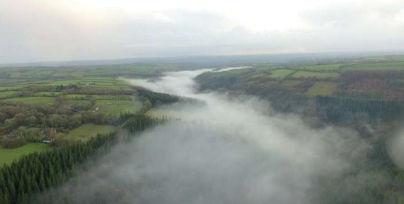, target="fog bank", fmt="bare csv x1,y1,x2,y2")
33,68,368,204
